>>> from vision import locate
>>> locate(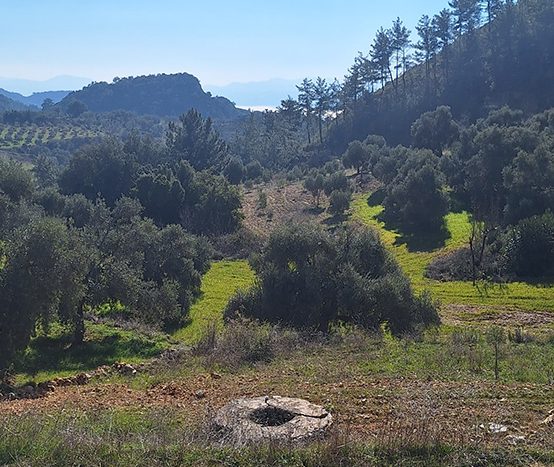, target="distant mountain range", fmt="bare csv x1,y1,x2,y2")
0,76,91,96
0,89,71,108
59,73,248,120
